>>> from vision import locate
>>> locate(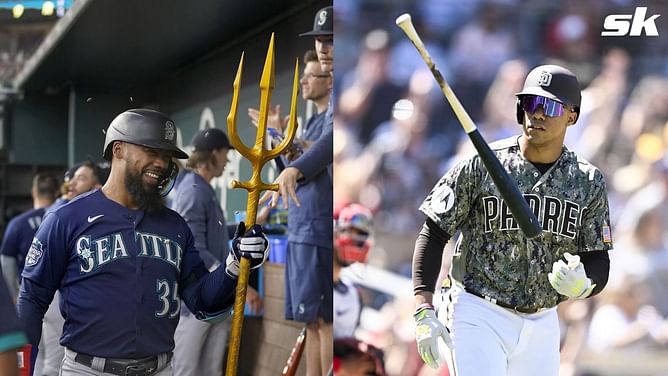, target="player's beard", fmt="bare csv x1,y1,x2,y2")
124,167,164,213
